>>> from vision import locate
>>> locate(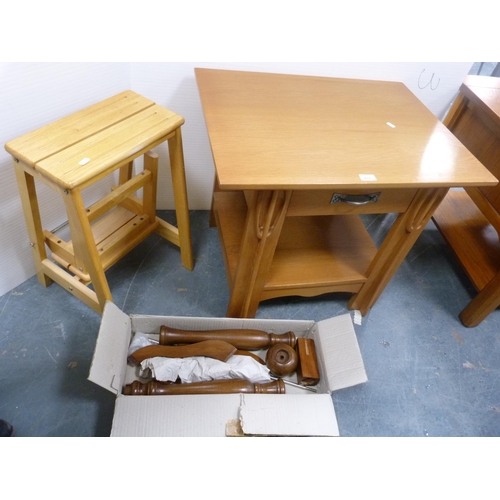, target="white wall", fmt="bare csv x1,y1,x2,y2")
0,62,473,297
